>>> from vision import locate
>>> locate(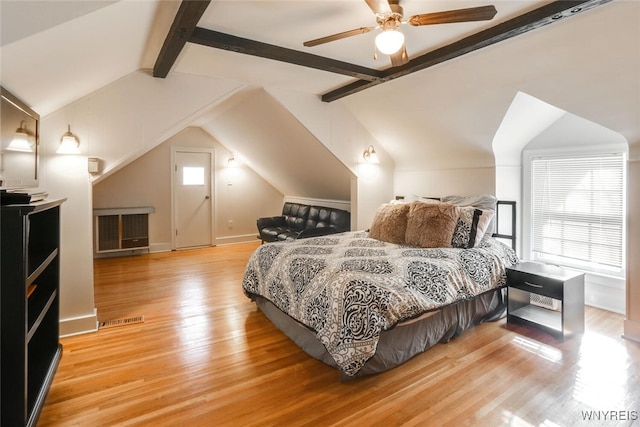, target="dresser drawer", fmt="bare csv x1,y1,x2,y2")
506,269,563,300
